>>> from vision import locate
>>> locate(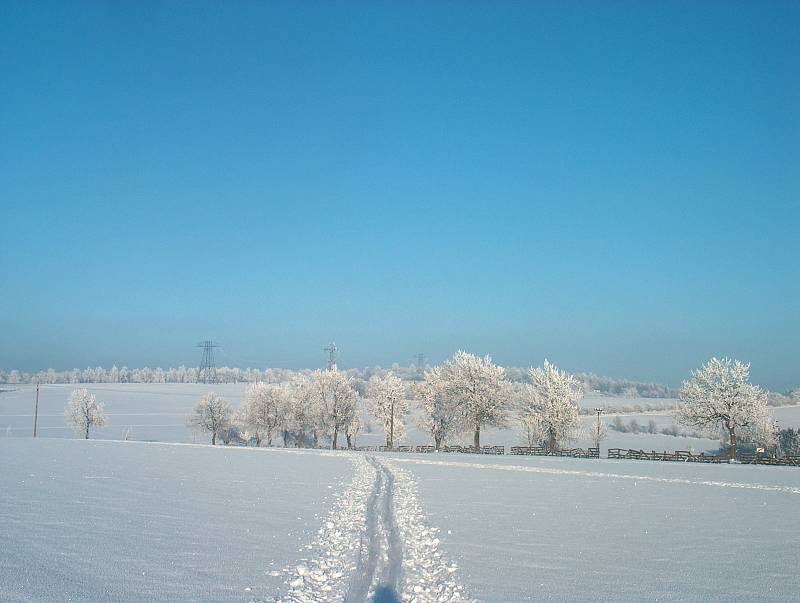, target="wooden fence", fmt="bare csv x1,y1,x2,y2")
510,446,599,458
351,445,800,467
354,444,505,455
607,448,725,463
739,453,800,466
